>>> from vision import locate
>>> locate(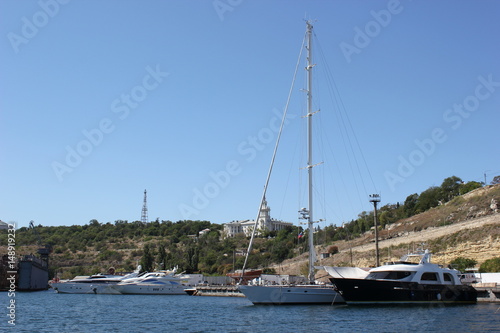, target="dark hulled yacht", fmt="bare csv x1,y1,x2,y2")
325,250,477,304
